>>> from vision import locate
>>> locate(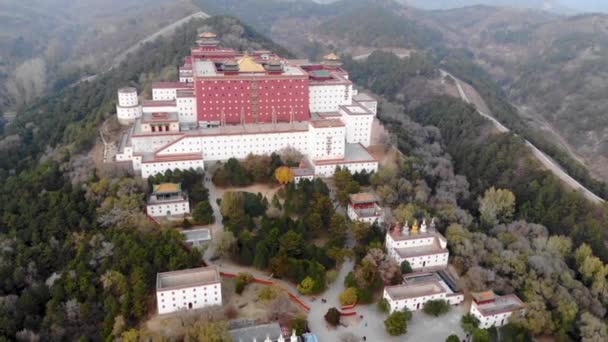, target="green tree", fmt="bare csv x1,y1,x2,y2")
384,310,412,336
297,277,316,295
235,272,254,295
478,187,516,226
472,329,490,342
325,307,341,327
378,298,390,313
192,201,214,224
446,335,460,342
423,299,450,316
339,287,358,306
185,321,231,342
400,260,413,274
461,313,480,335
